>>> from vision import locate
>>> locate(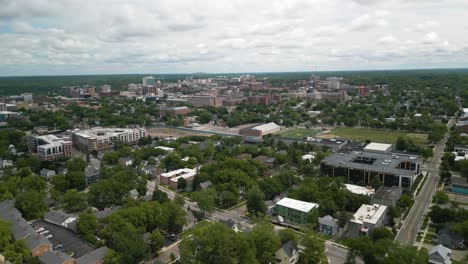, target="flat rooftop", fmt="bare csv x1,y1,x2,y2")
322,150,421,177
161,168,196,178
345,184,375,196
351,204,387,225
276,197,319,213
363,143,392,152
